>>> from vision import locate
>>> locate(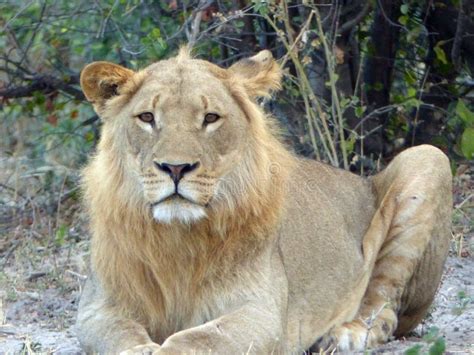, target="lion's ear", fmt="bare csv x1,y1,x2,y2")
80,61,134,108
229,50,282,98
